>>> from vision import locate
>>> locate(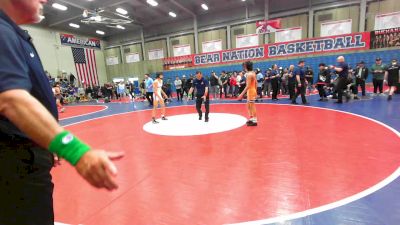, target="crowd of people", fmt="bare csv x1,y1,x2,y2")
48,56,399,114
47,72,141,111
151,56,399,104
